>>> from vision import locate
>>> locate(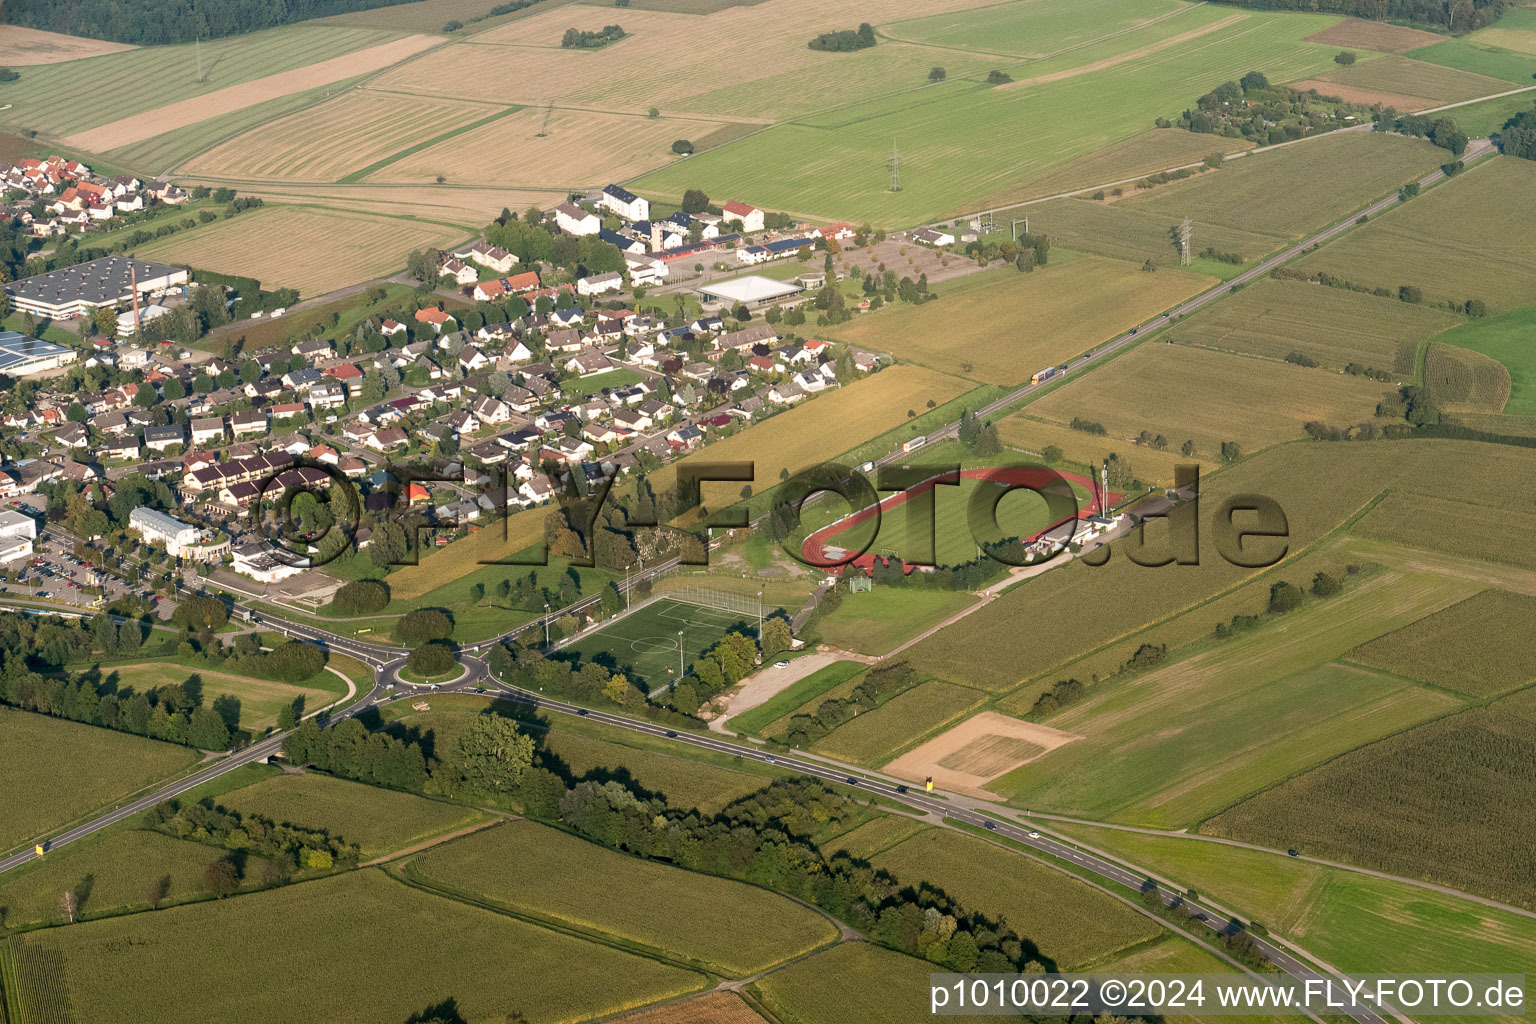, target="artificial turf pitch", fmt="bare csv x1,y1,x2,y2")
555,598,758,690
